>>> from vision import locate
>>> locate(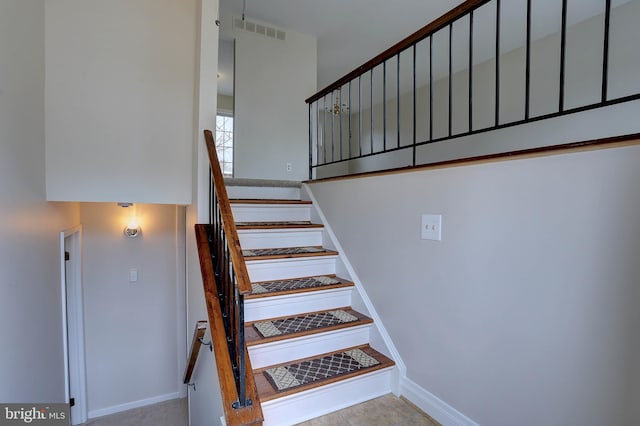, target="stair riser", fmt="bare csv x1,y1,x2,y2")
226,186,300,200
260,367,395,426
238,229,323,249
231,205,311,223
245,256,337,282
248,325,372,369
244,287,352,322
